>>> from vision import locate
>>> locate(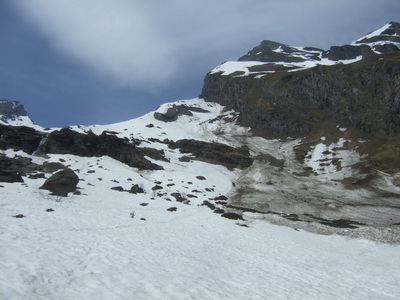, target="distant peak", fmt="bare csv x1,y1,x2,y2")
352,21,400,45
0,99,35,126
